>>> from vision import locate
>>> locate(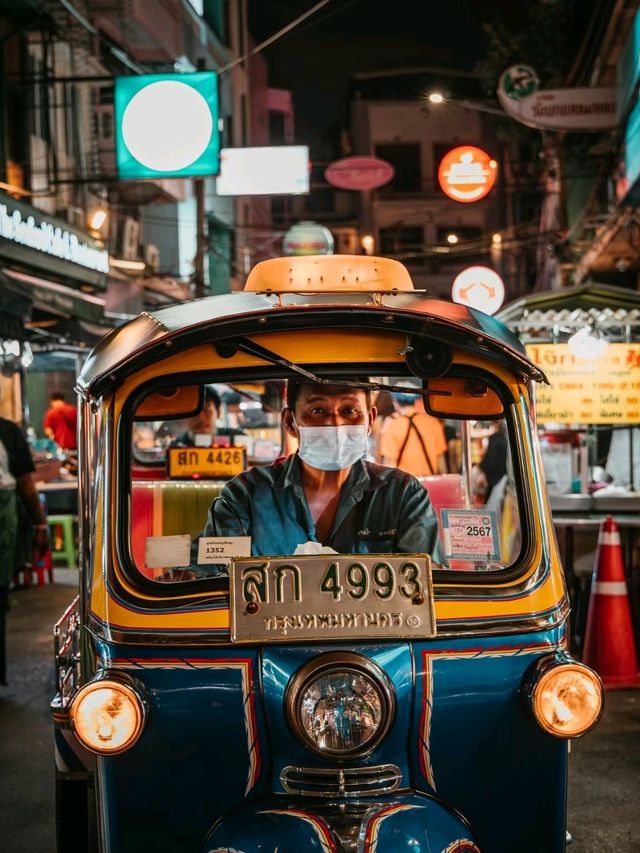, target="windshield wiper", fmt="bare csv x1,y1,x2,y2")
217,337,445,396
